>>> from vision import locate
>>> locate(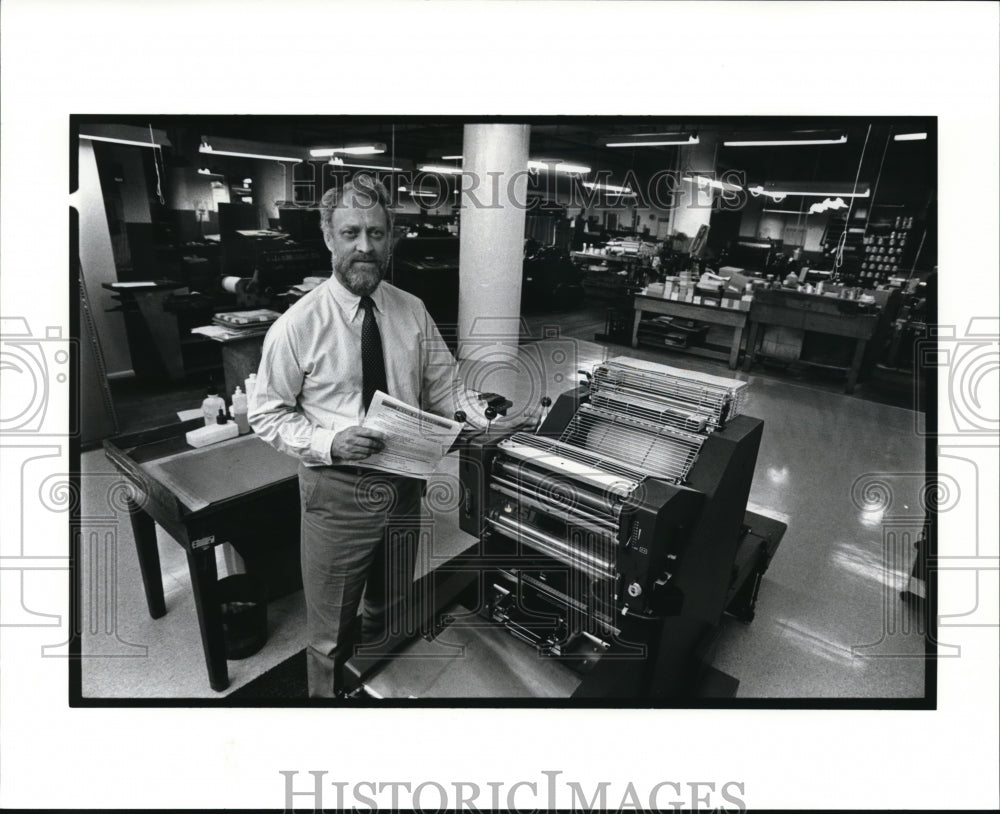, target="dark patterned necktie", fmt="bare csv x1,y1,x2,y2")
359,295,388,412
